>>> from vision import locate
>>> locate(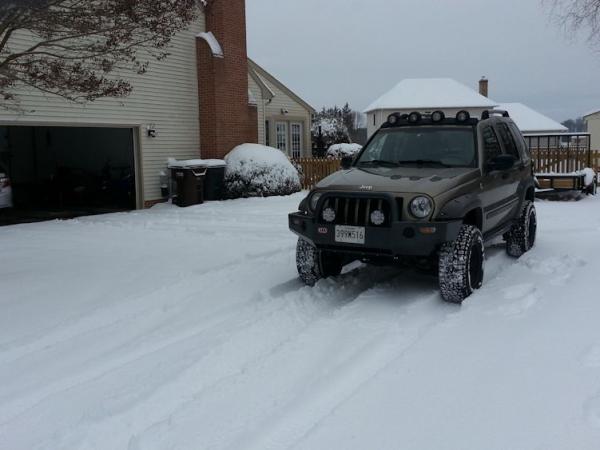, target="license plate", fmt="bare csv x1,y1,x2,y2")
335,225,365,244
